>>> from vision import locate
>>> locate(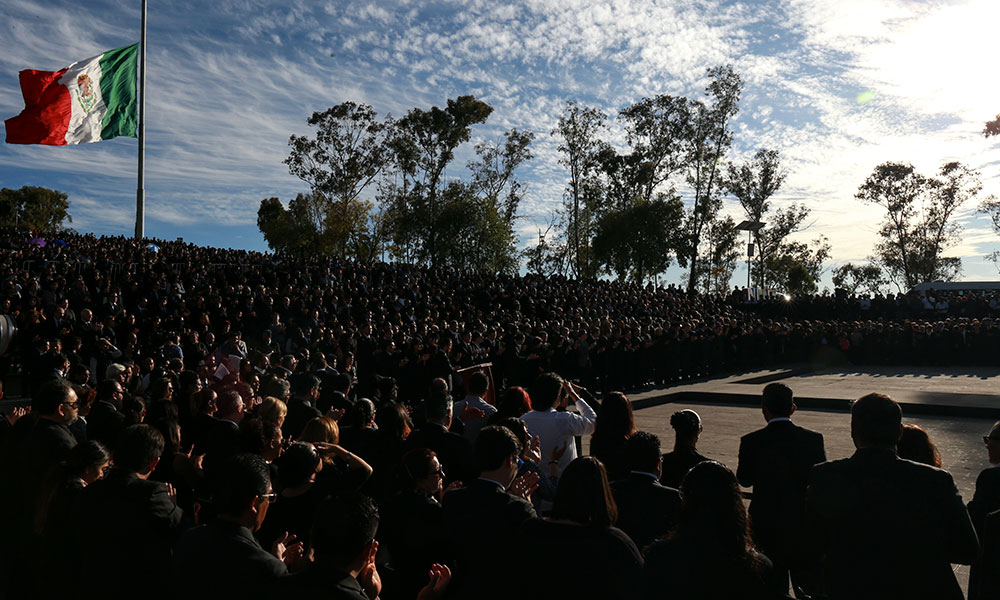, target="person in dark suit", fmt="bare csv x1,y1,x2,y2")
281,374,321,440
967,421,1000,600
87,379,127,448
72,424,186,599
173,453,298,600
803,393,979,600
442,425,537,600
404,392,474,484
737,383,825,596
611,431,682,552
